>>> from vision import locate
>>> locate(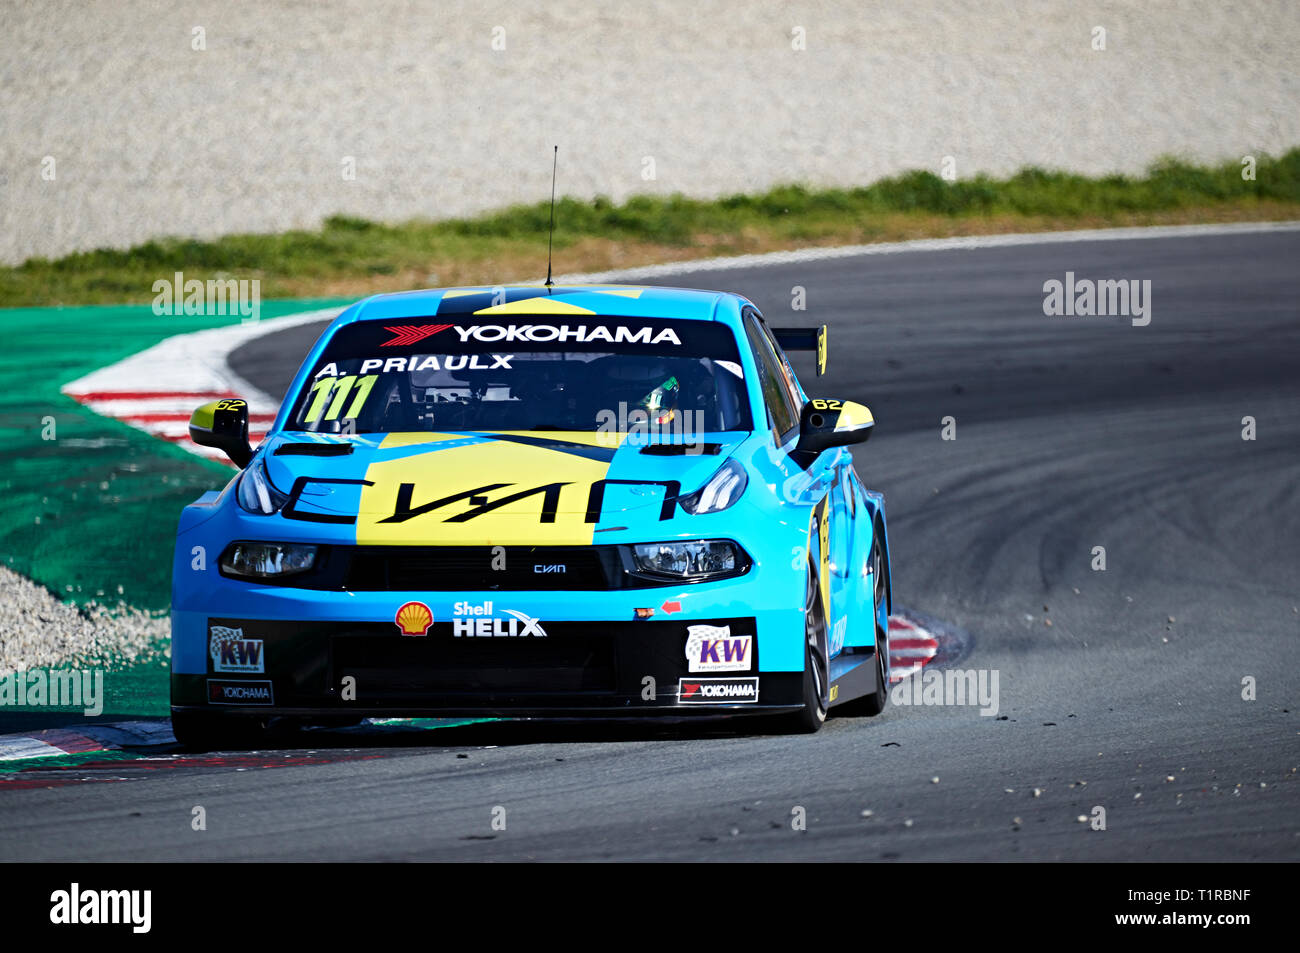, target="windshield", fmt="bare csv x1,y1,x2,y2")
286,316,752,435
